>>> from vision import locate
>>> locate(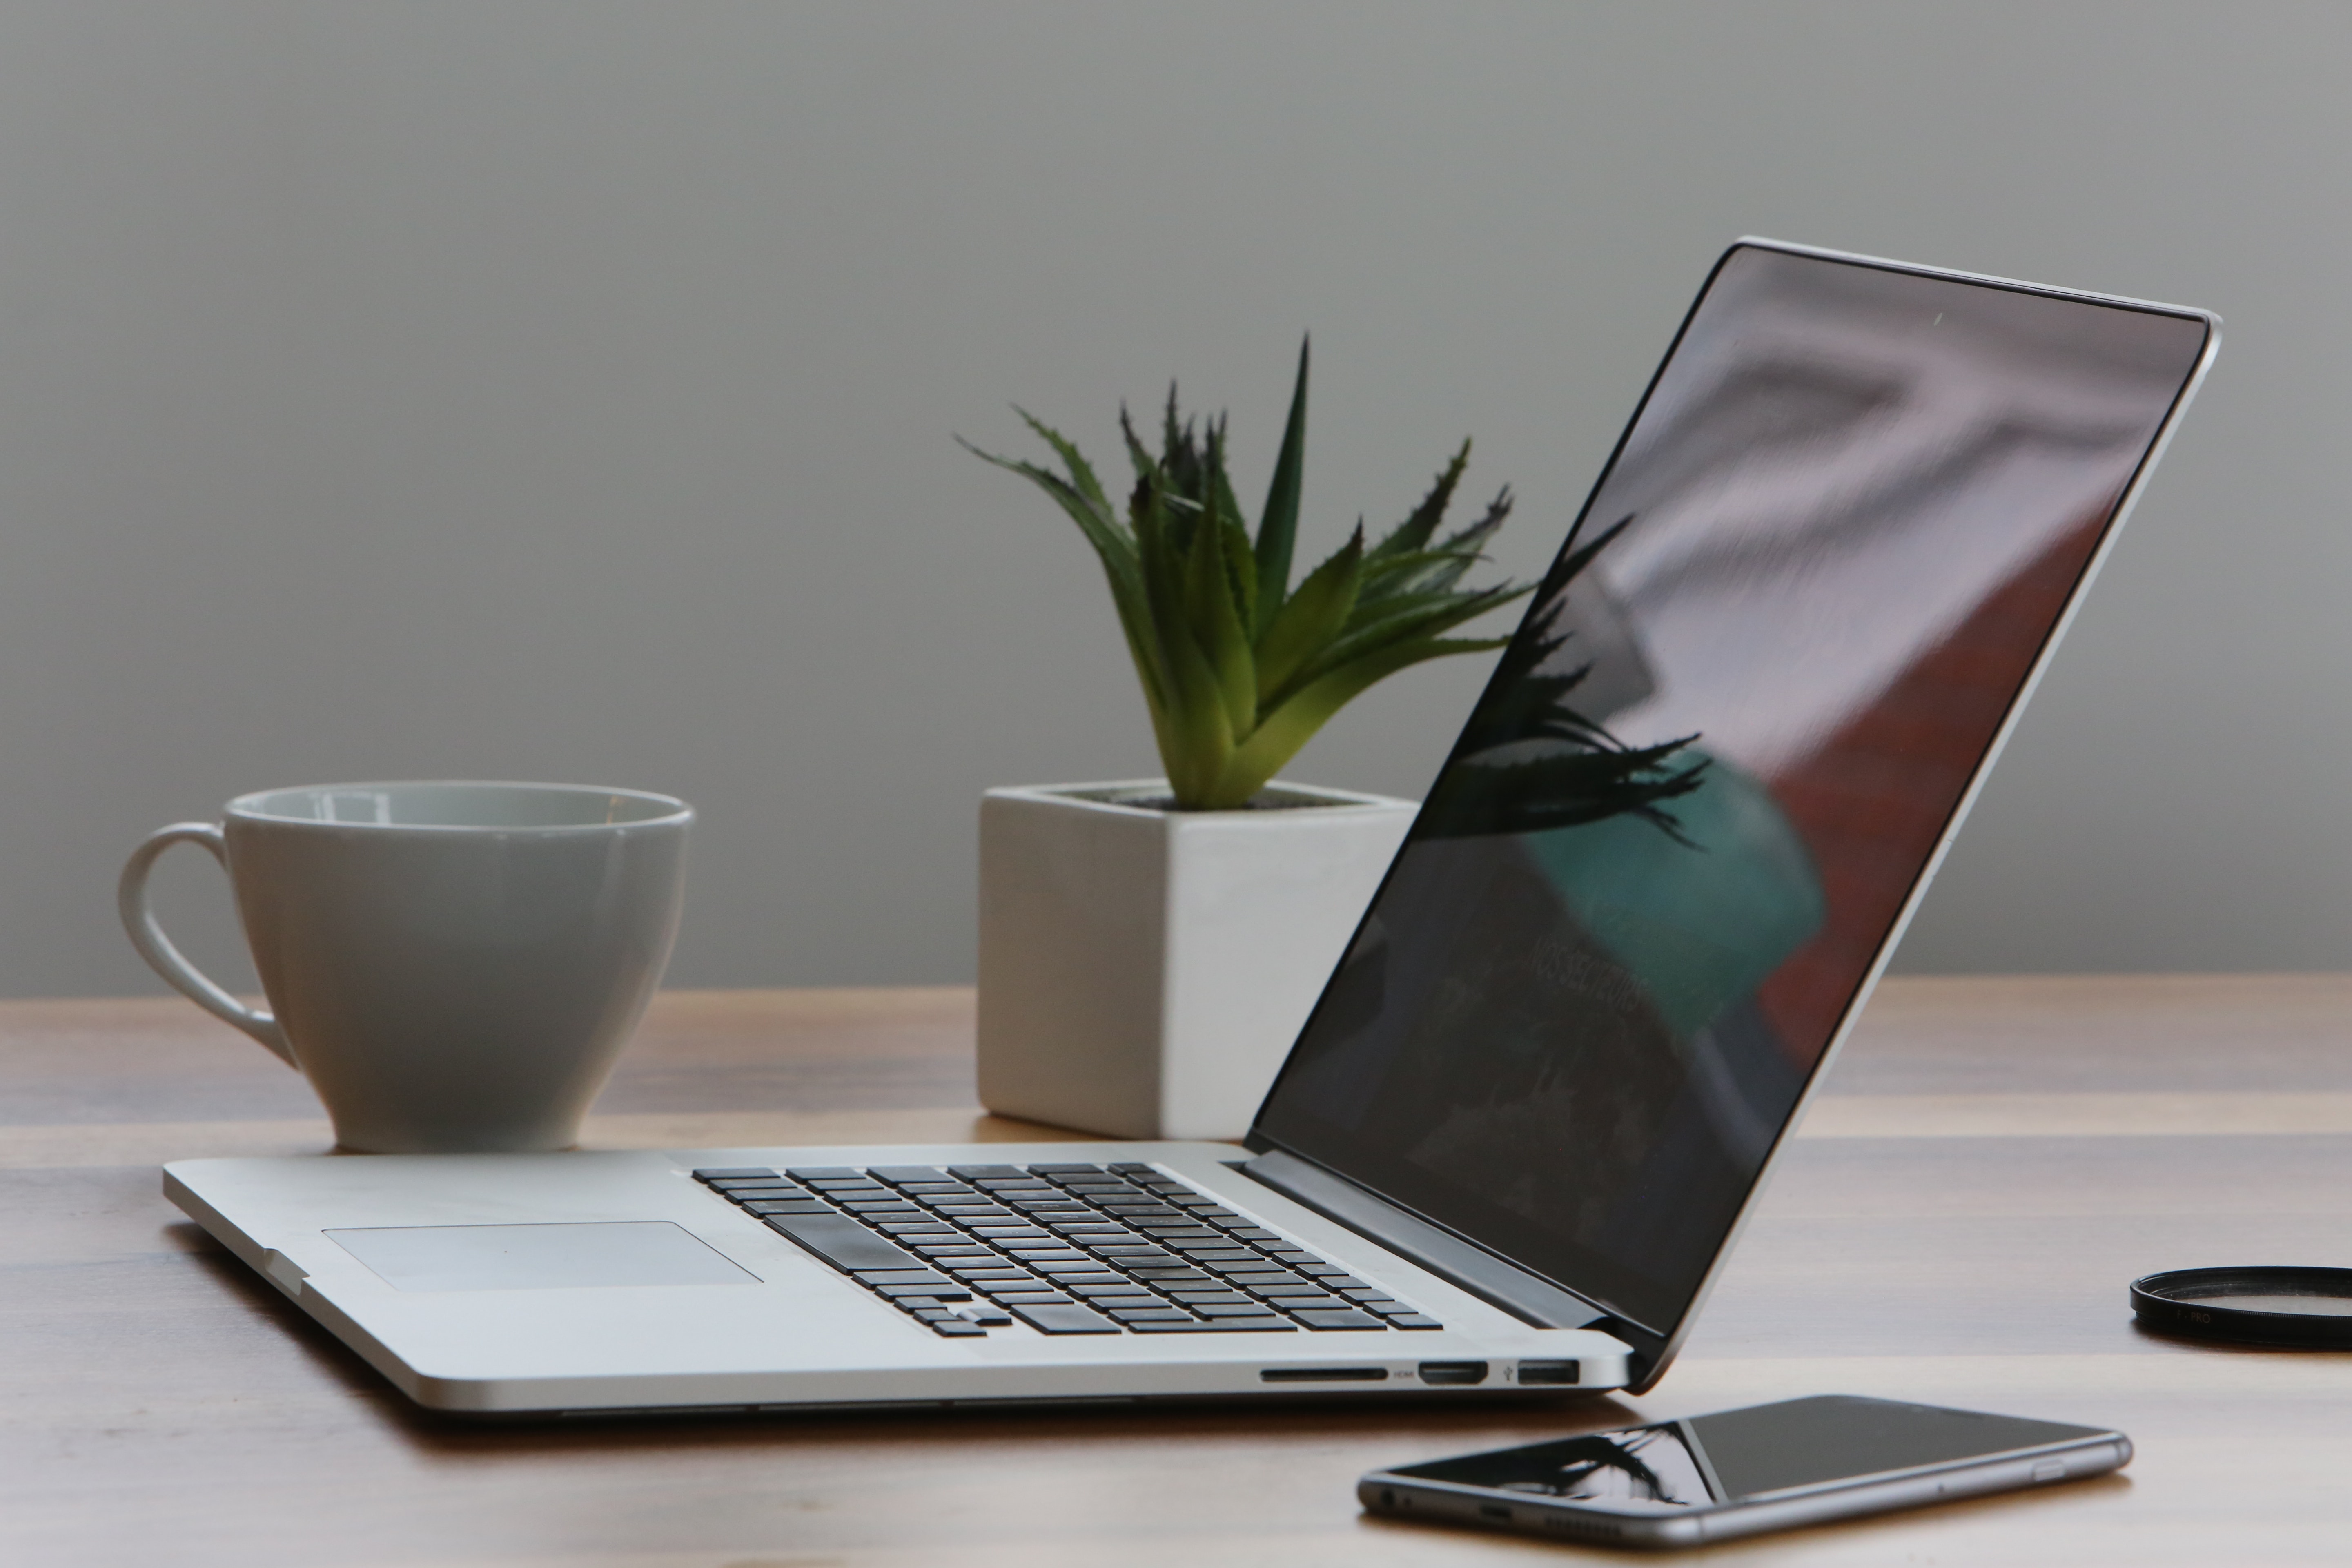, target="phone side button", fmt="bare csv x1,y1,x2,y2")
2031,1460,2067,1483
